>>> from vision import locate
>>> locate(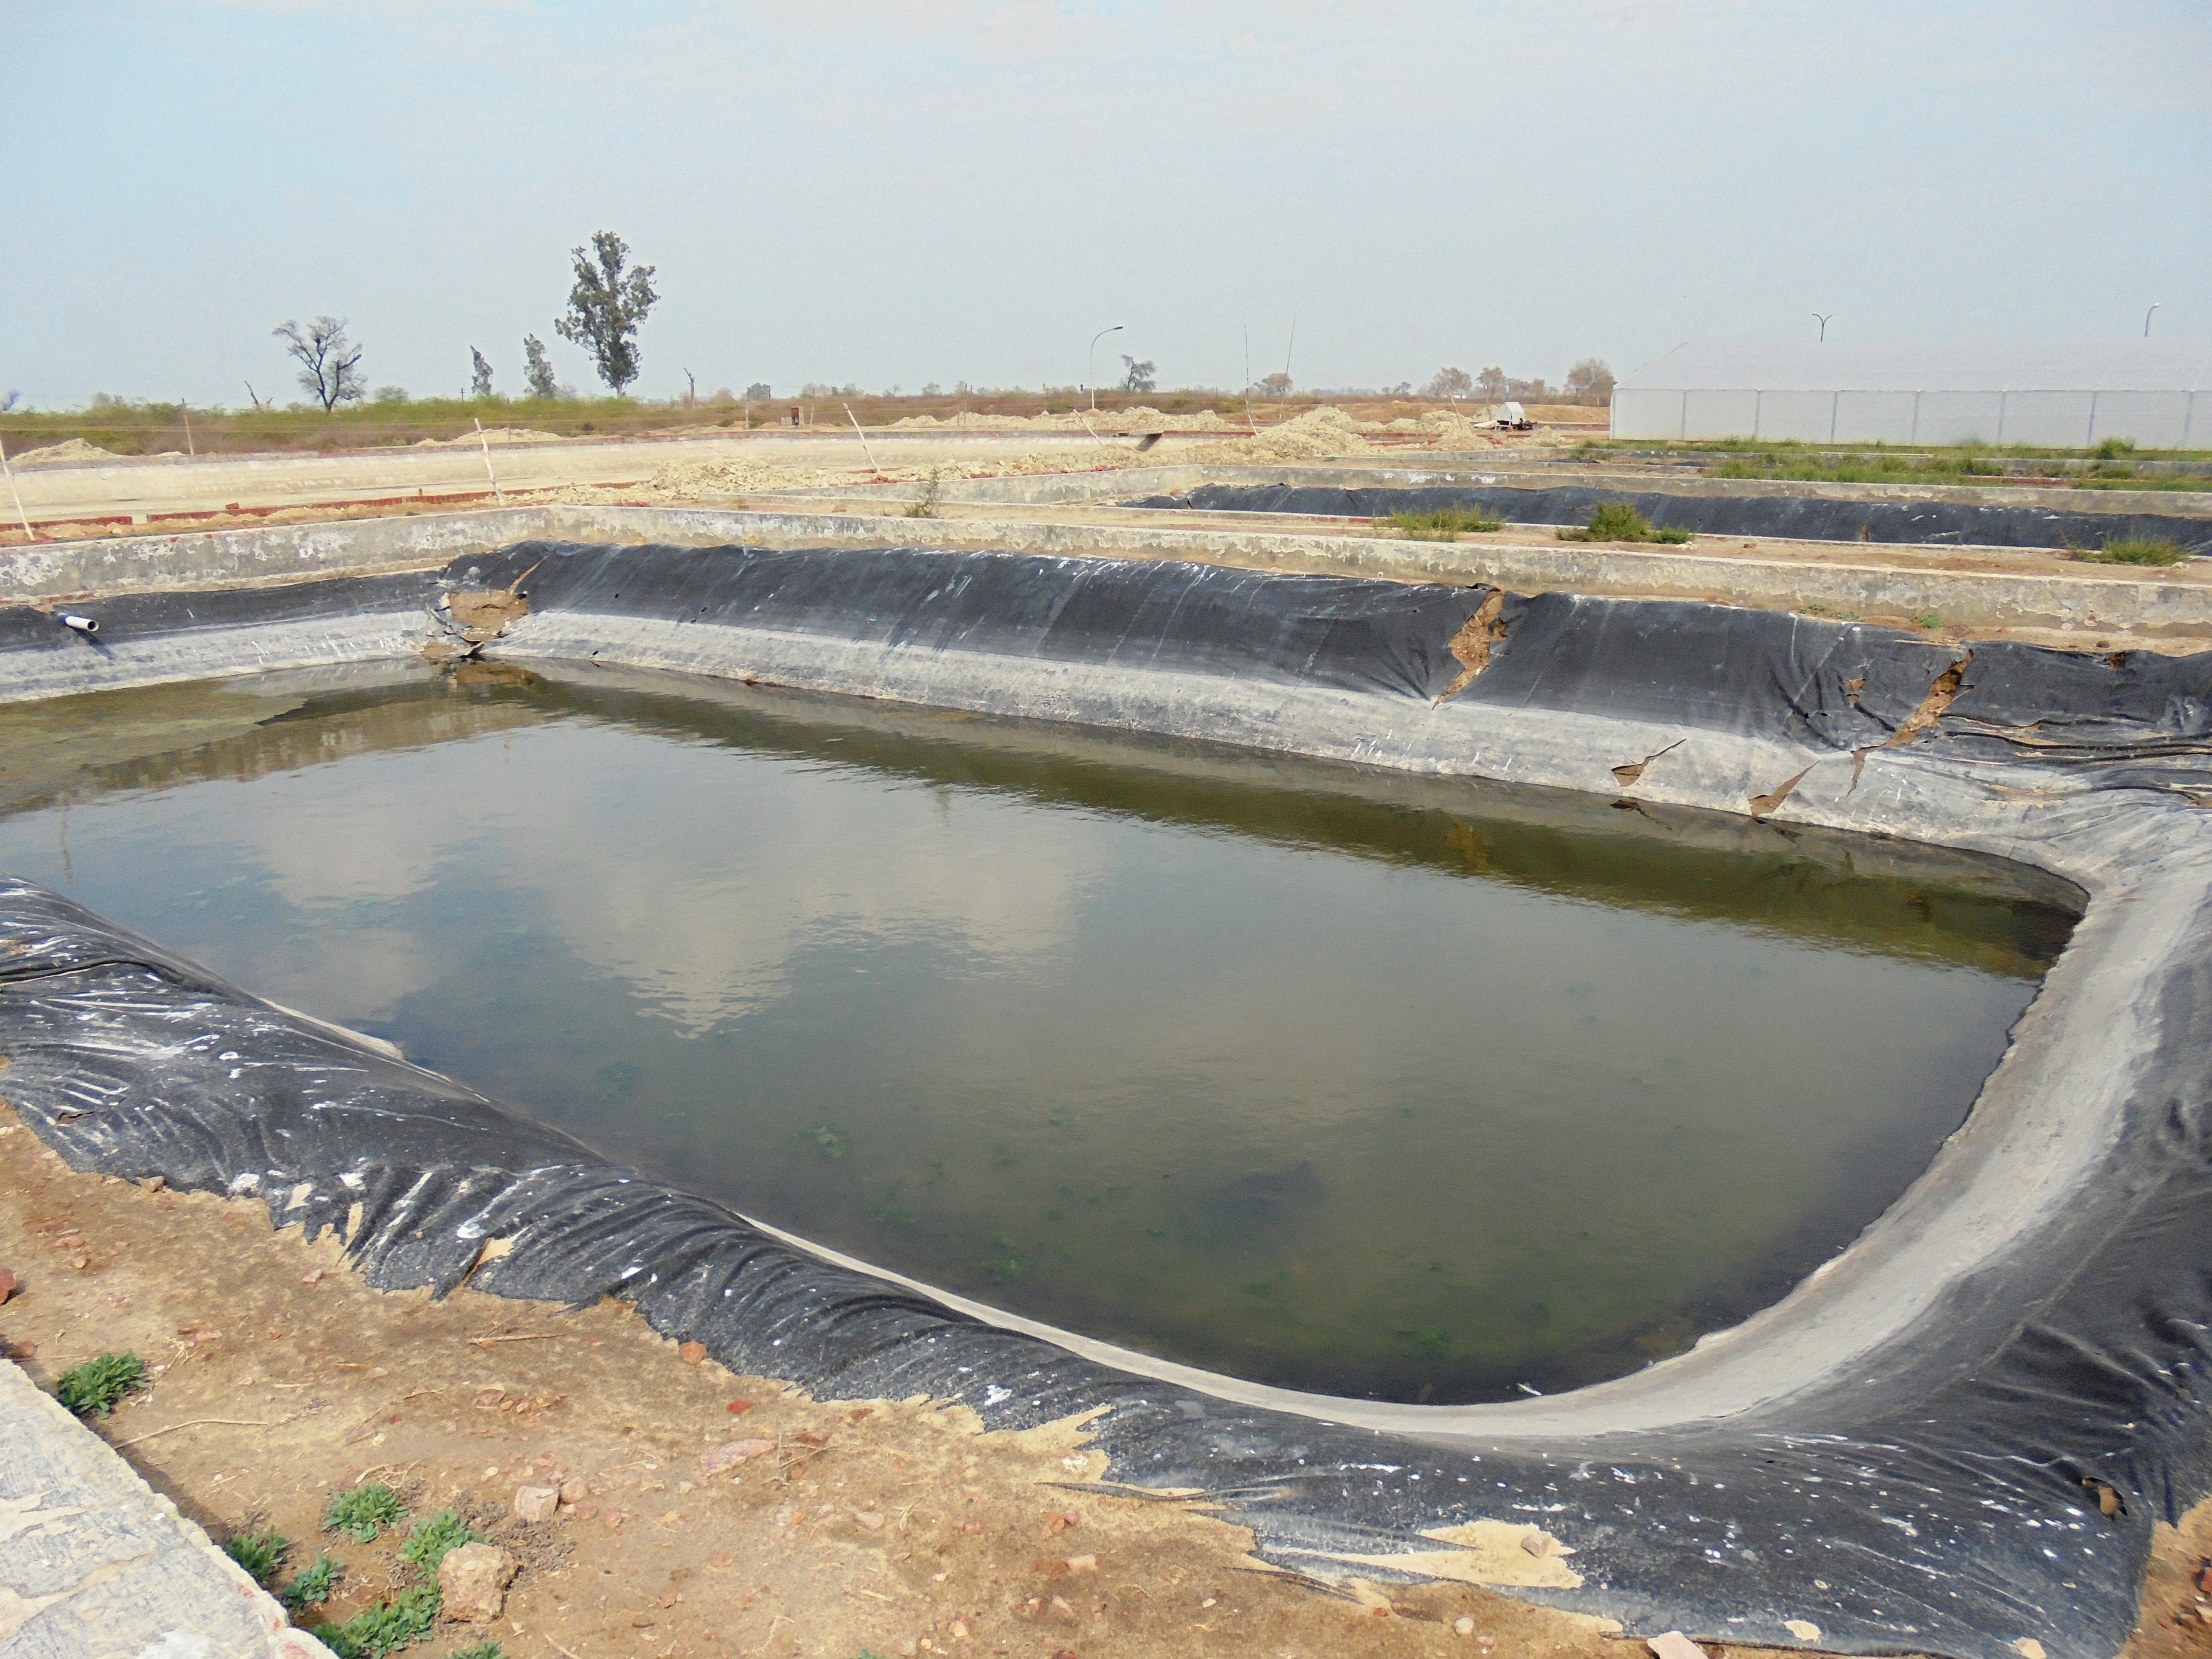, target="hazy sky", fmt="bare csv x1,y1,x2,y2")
5,0,2206,409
